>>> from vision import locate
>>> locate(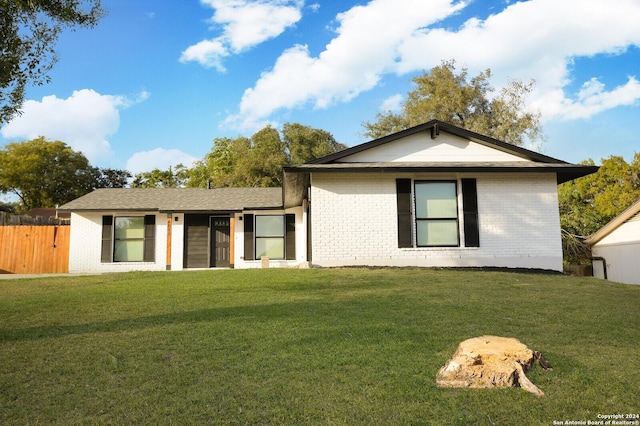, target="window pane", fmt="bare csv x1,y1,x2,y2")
416,220,458,246
256,238,284,259
415,182,457,218
114,240,144,262
114,217,145,262
115,217,145,239
256,216,284,237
